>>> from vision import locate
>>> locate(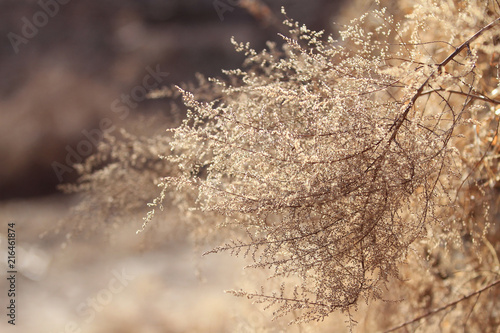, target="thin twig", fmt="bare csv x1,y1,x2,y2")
382,279,500,332
420,88,500,105
388,17,500,143
439,17,500,69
